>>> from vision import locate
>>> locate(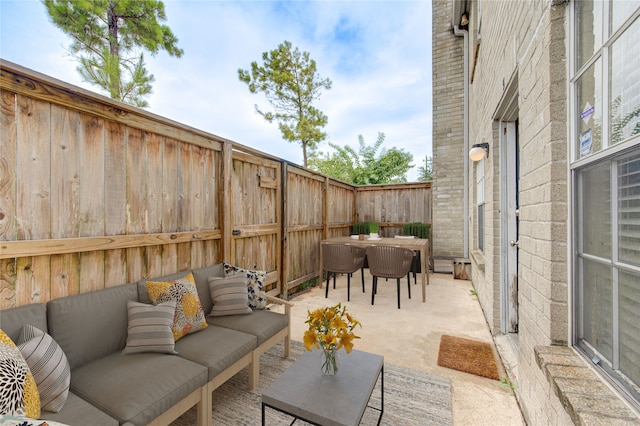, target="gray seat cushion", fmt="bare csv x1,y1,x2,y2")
174,325,257,380
208,309,289,346
40,391,118,426
47,283,138,370
71,352,207,425
1,303,48,340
